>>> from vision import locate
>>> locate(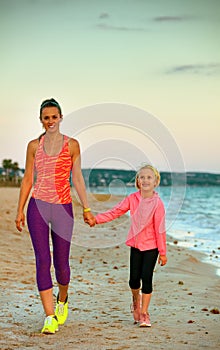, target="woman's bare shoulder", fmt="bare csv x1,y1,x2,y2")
68,137,79,146
67,137,80,157
68,137,79,149
27,138,39,154
28,138,39,147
